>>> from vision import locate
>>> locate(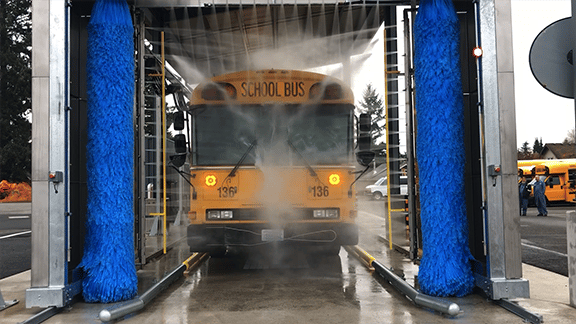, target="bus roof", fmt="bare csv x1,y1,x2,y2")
518,159,576,175
518,159,549,167
518,159,576,167
189,69,354,106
